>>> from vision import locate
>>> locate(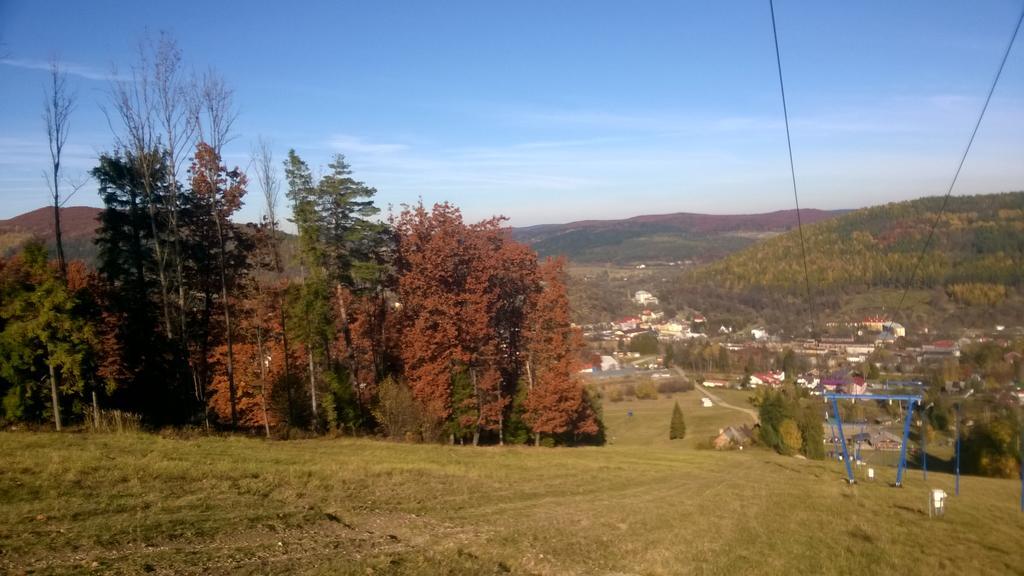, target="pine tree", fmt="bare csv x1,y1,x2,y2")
93,152,192,425
669,401,686,440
